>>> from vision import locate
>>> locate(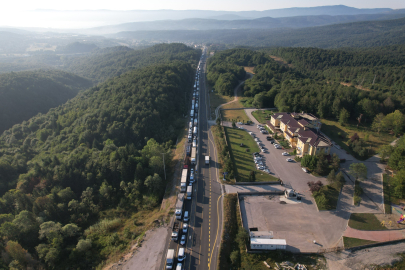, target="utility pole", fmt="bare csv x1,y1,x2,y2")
161,153,167,181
